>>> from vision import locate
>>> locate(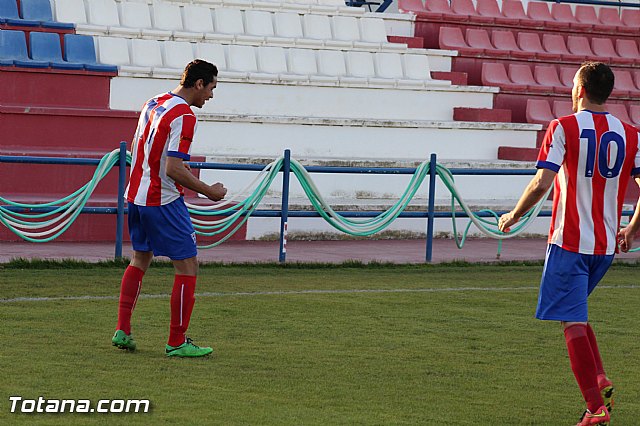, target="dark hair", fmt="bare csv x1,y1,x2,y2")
180,59,218,88
576,62,614,105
